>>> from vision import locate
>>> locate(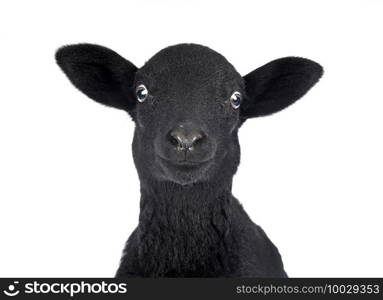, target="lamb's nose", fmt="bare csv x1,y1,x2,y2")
168,124,205,151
